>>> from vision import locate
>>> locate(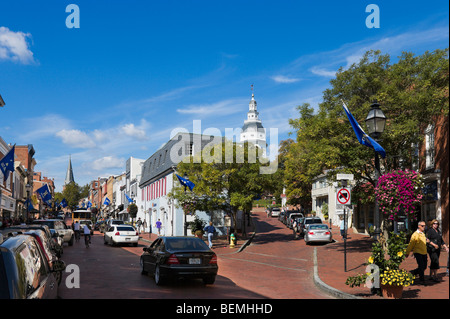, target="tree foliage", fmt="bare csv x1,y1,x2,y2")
282,49,448,206
168,140,274,230
54,182,89,210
